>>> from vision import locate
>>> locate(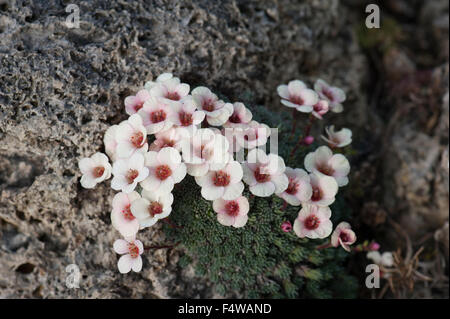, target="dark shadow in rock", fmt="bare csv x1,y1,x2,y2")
0,154,45,191
15,263,35,274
